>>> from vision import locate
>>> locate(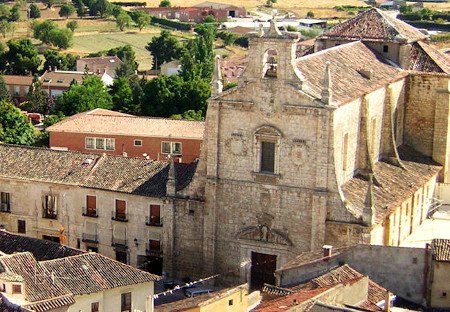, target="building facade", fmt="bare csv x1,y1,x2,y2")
47,109,204,163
